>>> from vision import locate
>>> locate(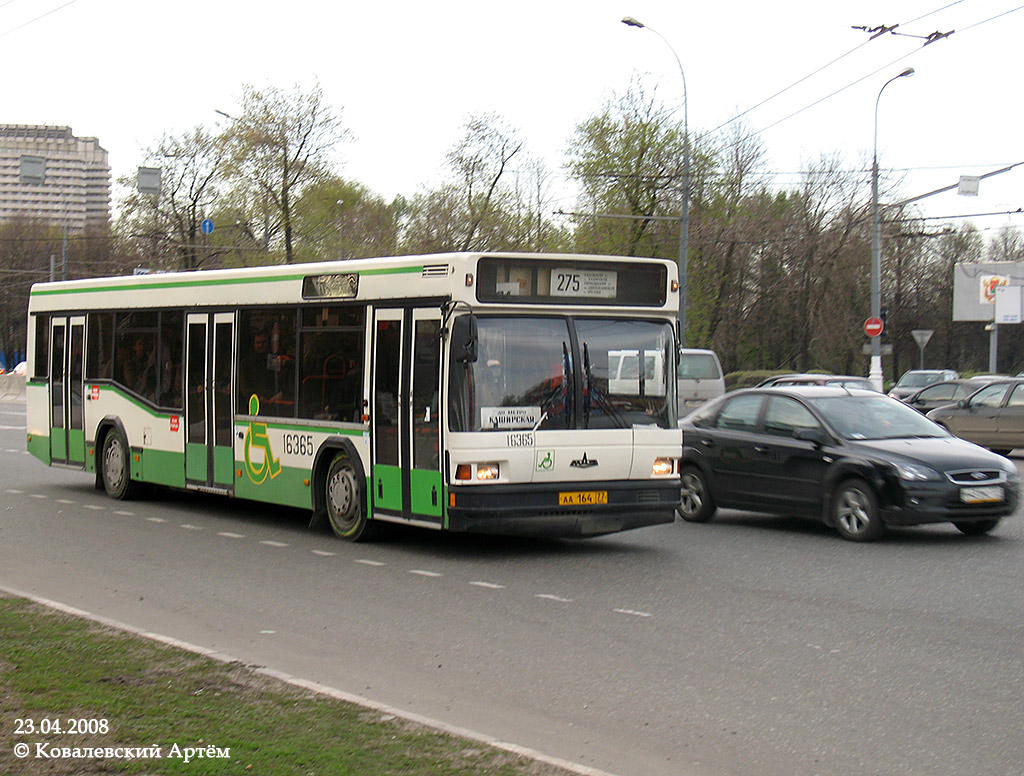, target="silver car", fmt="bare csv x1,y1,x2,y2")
927,378,1024,455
